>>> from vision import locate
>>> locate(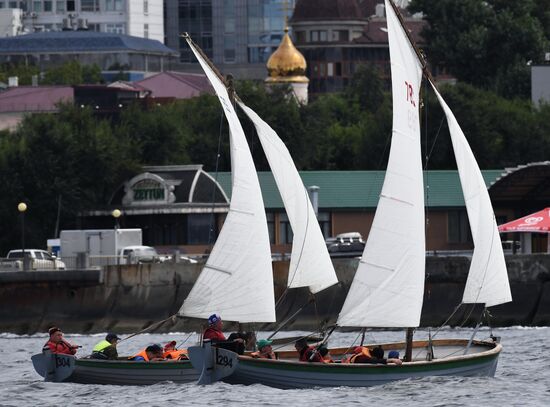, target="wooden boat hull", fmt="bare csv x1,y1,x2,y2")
32,353,199,385
188,339,501,389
